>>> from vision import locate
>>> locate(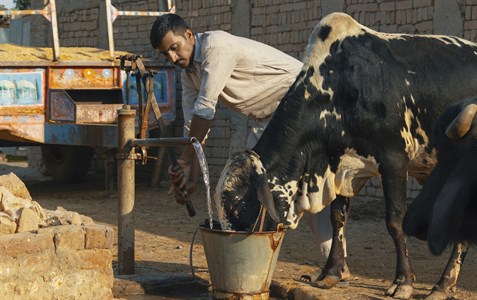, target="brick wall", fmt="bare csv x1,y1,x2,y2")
464,0,477,40
28,0,475,199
